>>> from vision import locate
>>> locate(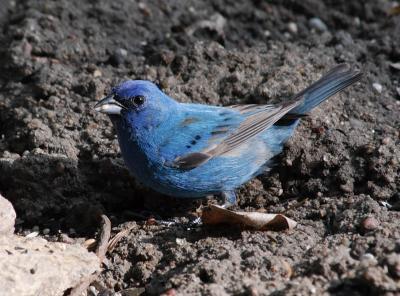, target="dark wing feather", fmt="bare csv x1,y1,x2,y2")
171,152,212,170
